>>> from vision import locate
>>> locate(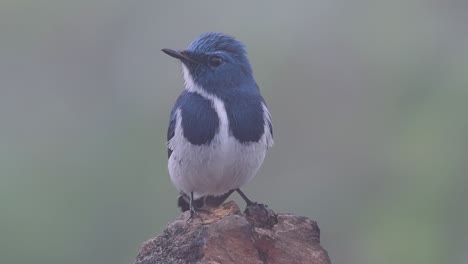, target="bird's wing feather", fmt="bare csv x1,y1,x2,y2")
167,111,176,158
167,91,188,158
260,98,273,148
263,102,273,138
